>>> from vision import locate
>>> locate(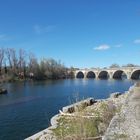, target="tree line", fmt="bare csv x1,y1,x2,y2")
0,48,68,81
1,47,138,82
109,63,139,68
